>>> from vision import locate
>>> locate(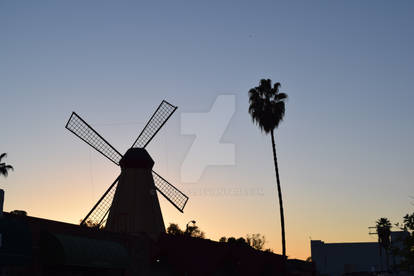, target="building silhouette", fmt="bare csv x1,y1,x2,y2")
311,231,408,275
